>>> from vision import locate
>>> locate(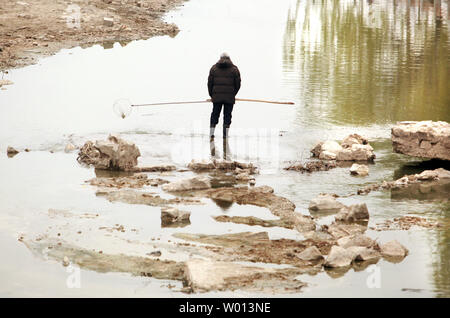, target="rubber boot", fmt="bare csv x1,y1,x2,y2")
223,125,230,139
209,126,215,141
